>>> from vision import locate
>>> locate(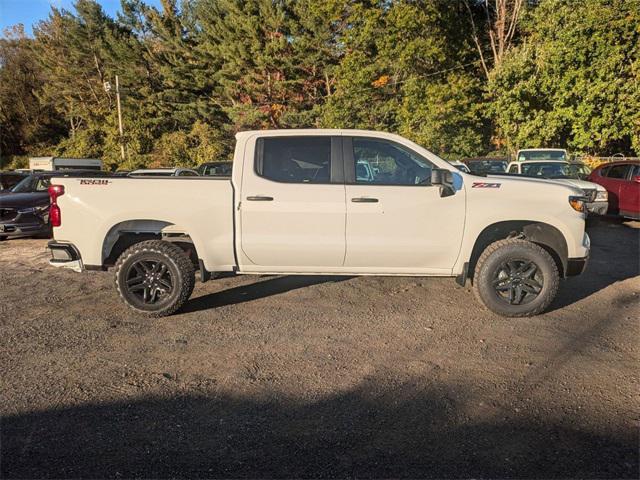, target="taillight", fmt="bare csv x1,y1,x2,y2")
48,185,64,227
